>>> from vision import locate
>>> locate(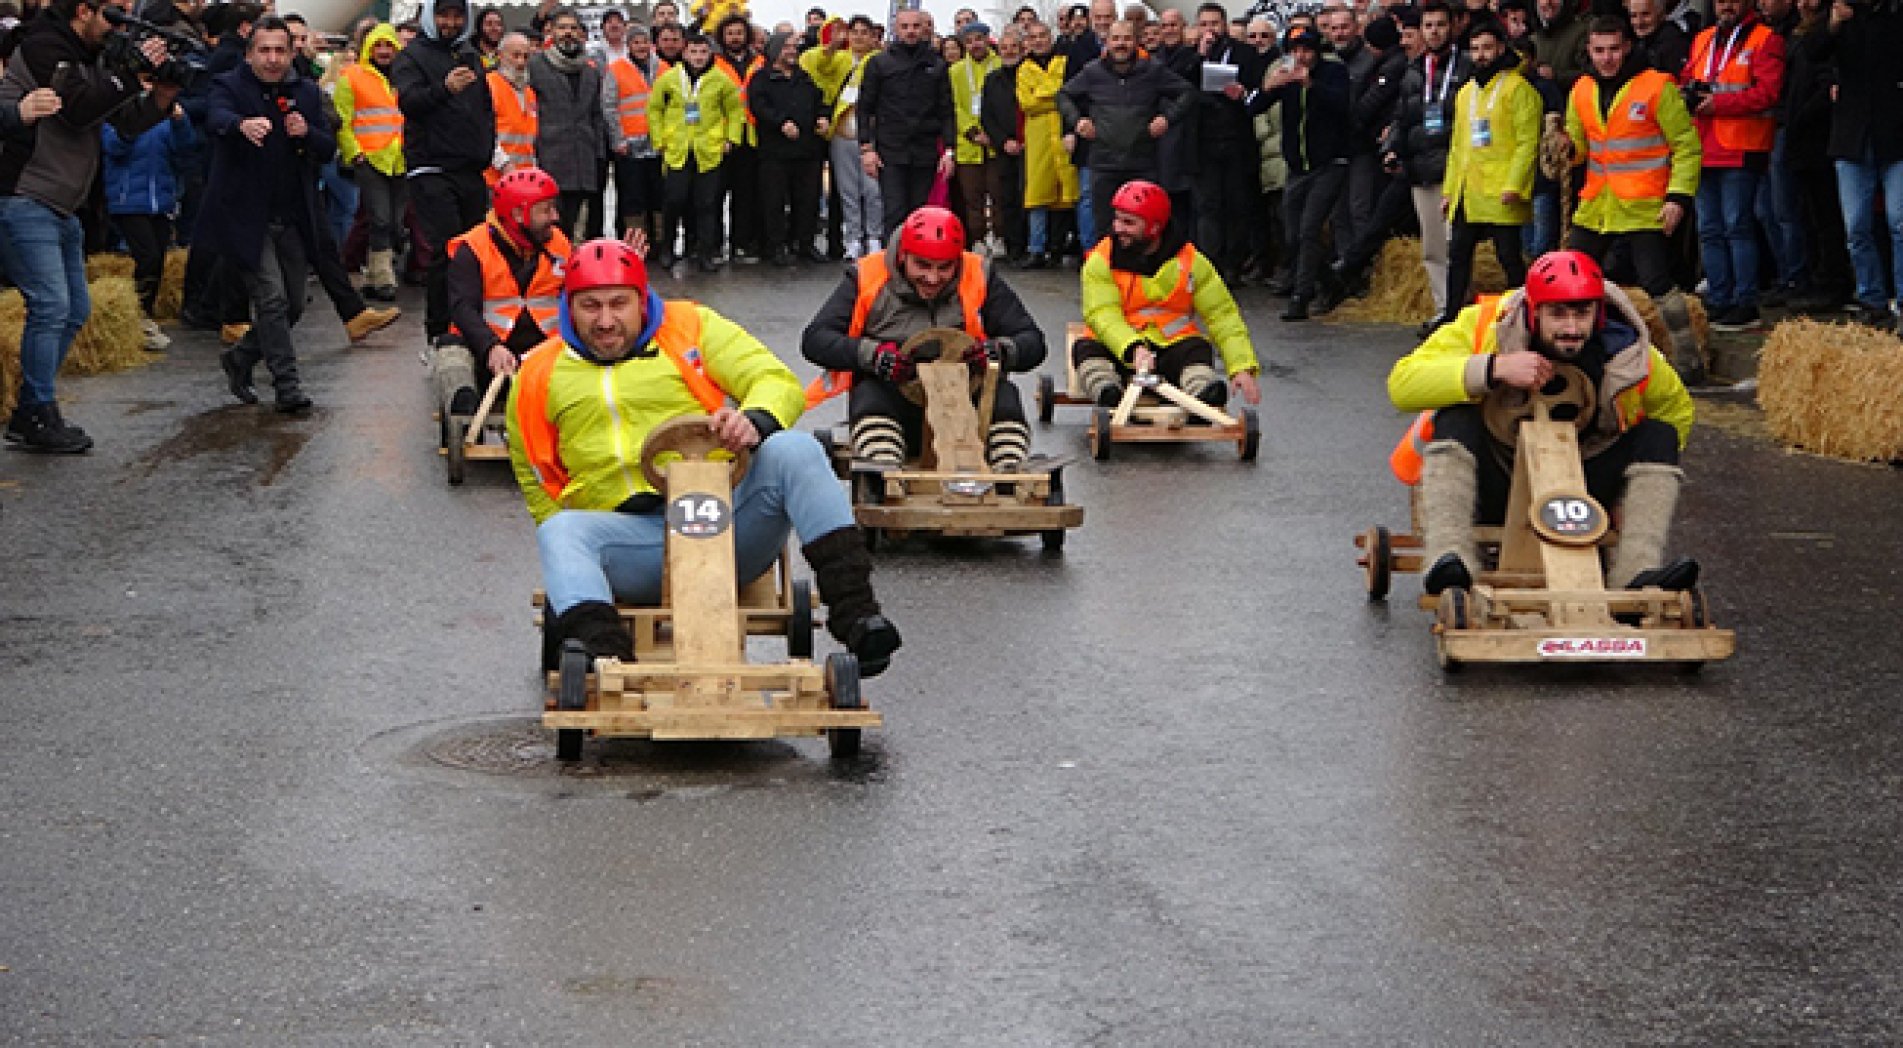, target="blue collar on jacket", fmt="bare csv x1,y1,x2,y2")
558,287,668,365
